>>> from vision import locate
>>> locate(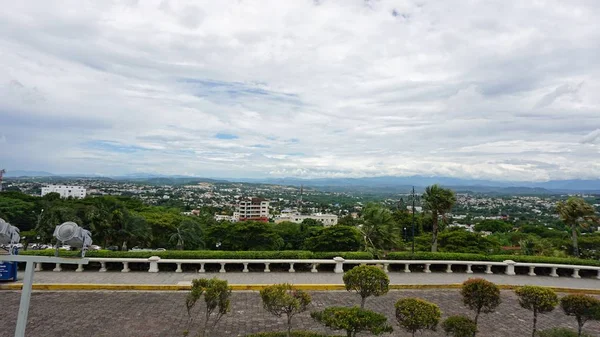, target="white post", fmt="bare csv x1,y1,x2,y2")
176,263,182,273
76,264,84,272
446,264,453,273
199,263,205,273
243,263,249,273
34,263,42,272
572,268,581,279
383,263,389,273
219,263,226,273
288,263,295,273
121,262,130,273
597,270,600,280
485,265,493,274
311,264,318,273
99,262,107,272
148,256,160,273
14,261,35,337
53,263,61,272
504,260,516,276
528,266,536,276
466,264,473,274
424,264,431,273
264,263,271,273
550,267,559,277
333,257,345,274
404,264,411,273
